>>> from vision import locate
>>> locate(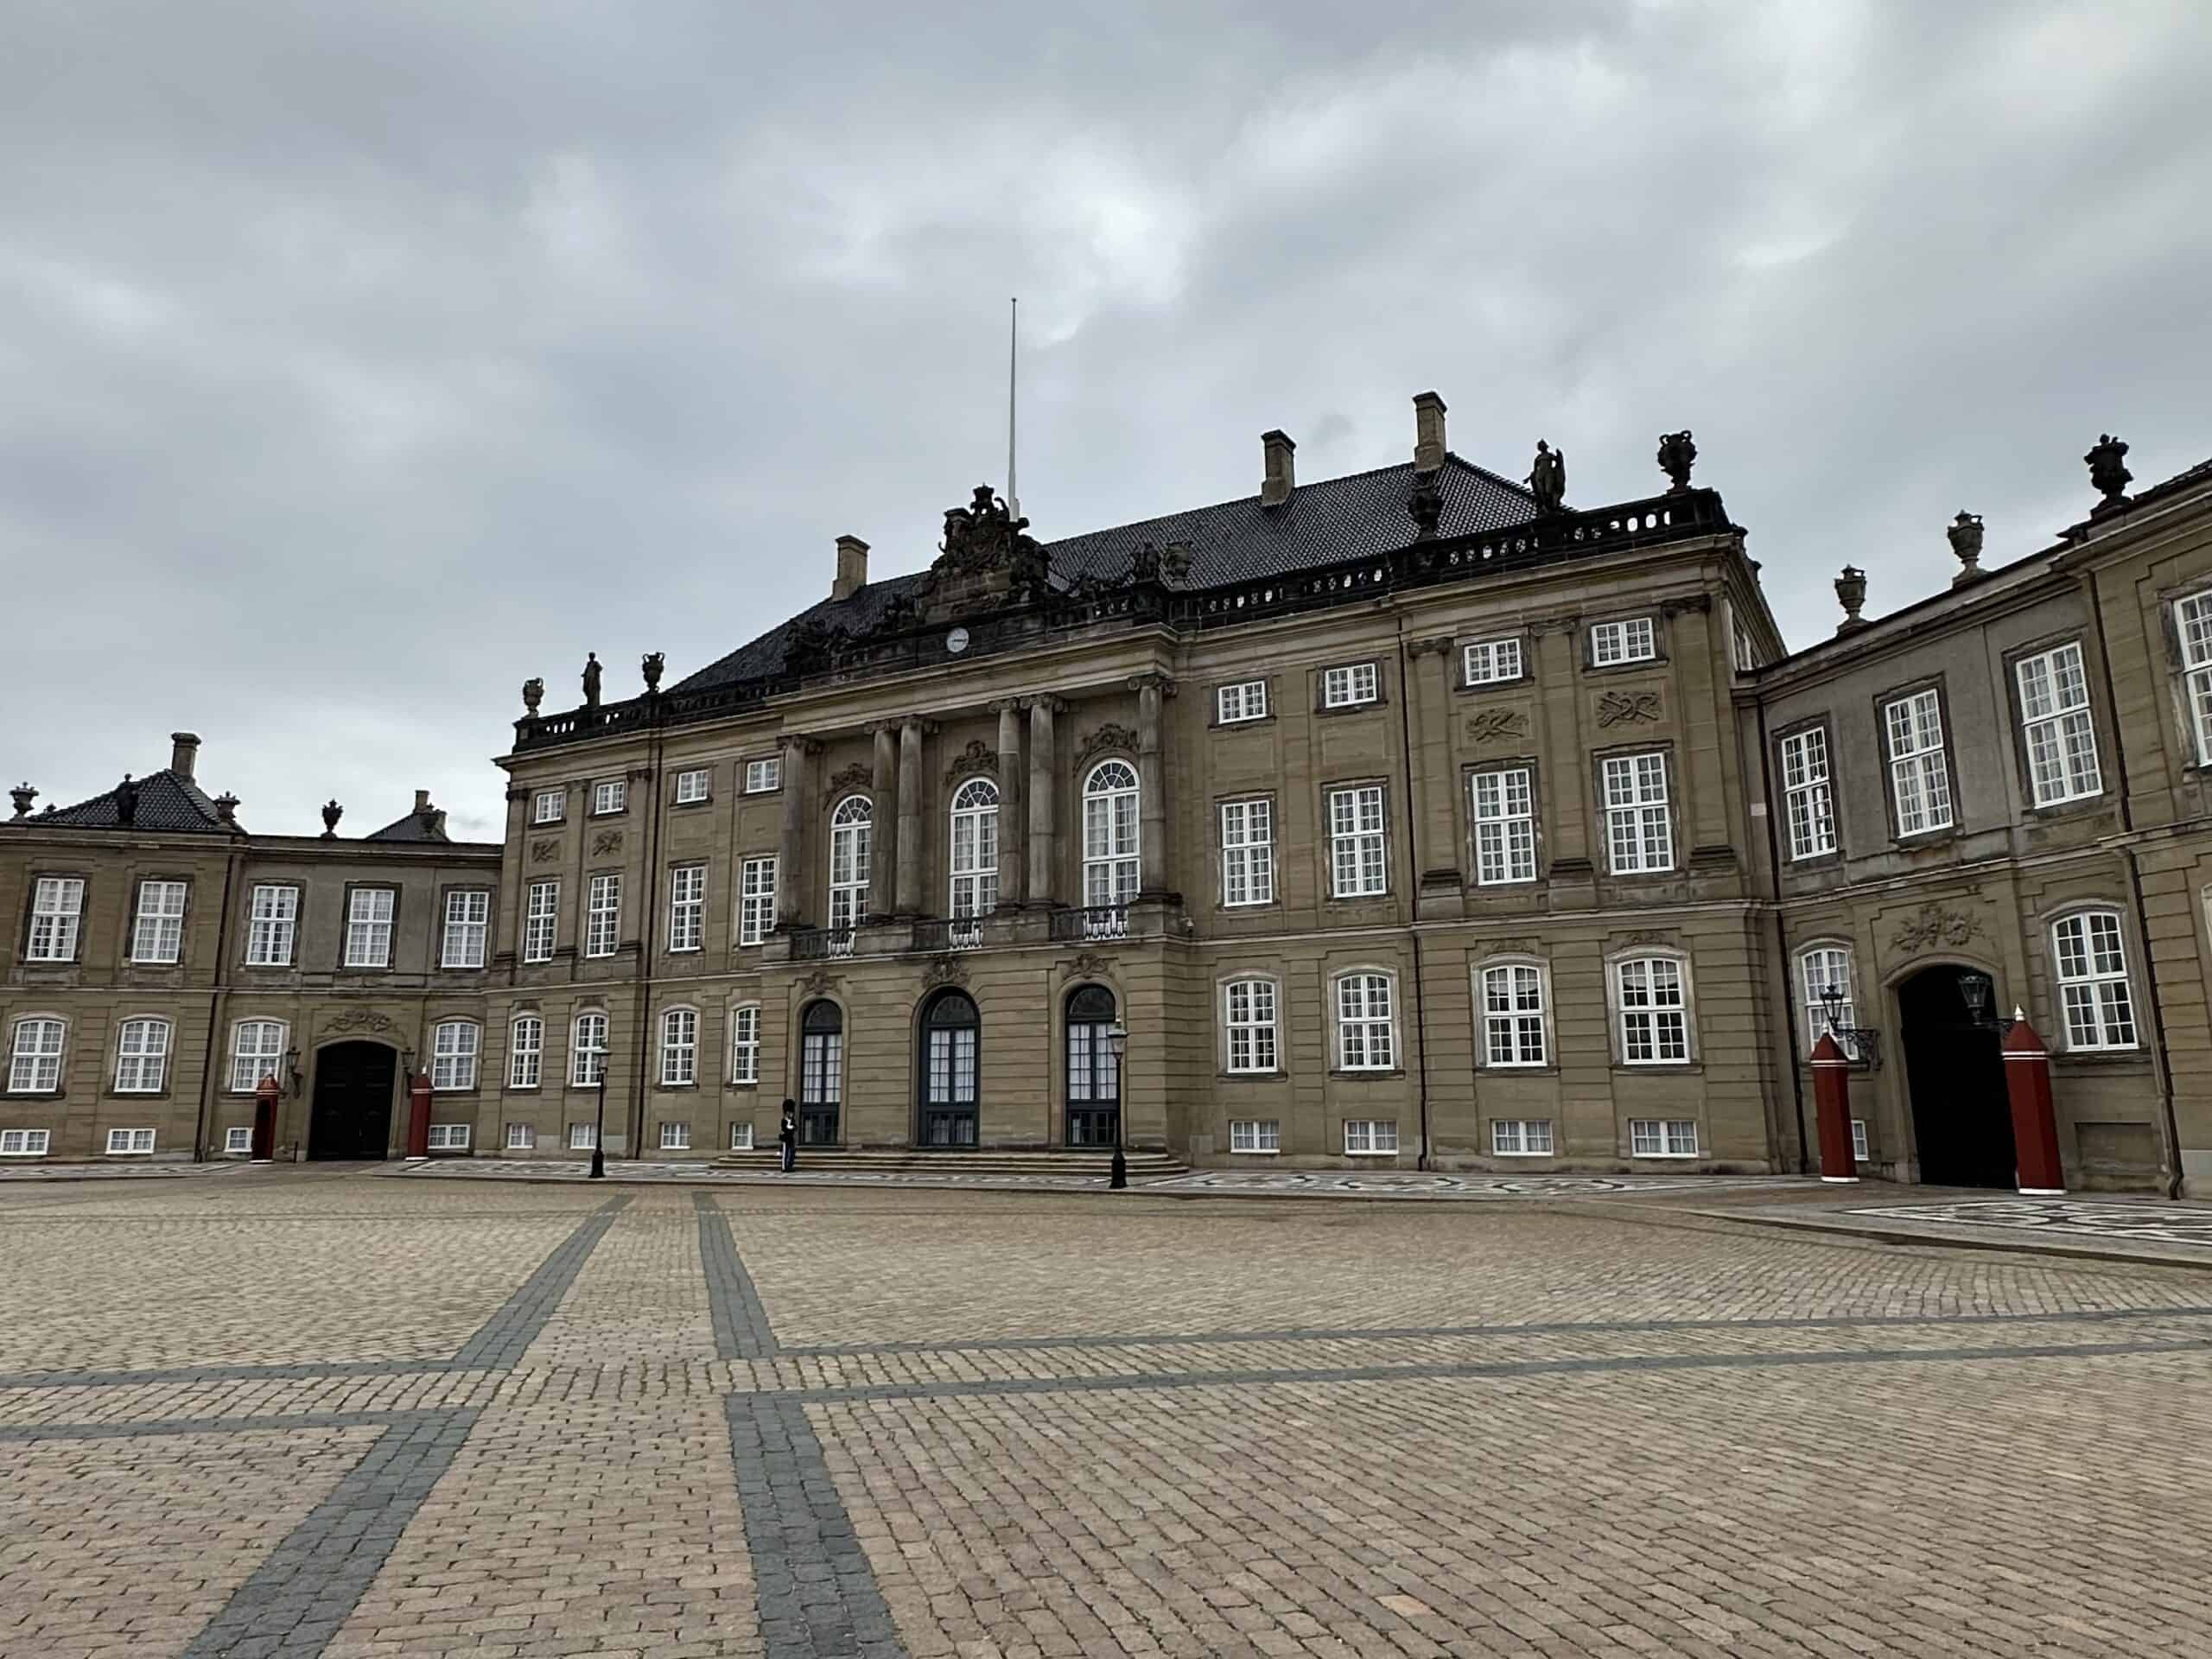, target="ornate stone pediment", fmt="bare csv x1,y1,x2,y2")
943,741,998,785
1890,901,1983,954
797,969,841,1000
822,762,874,803
1075,723,1141,768
1061,952,1112,981
324,1008,397,1035
920,957,969,989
